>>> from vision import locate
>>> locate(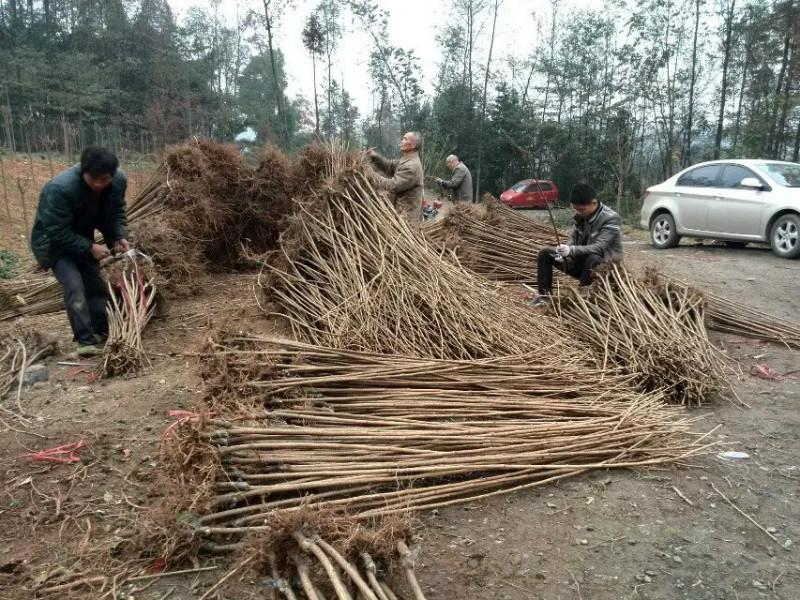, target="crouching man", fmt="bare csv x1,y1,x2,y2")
30,147,129,356
530,183,622,307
